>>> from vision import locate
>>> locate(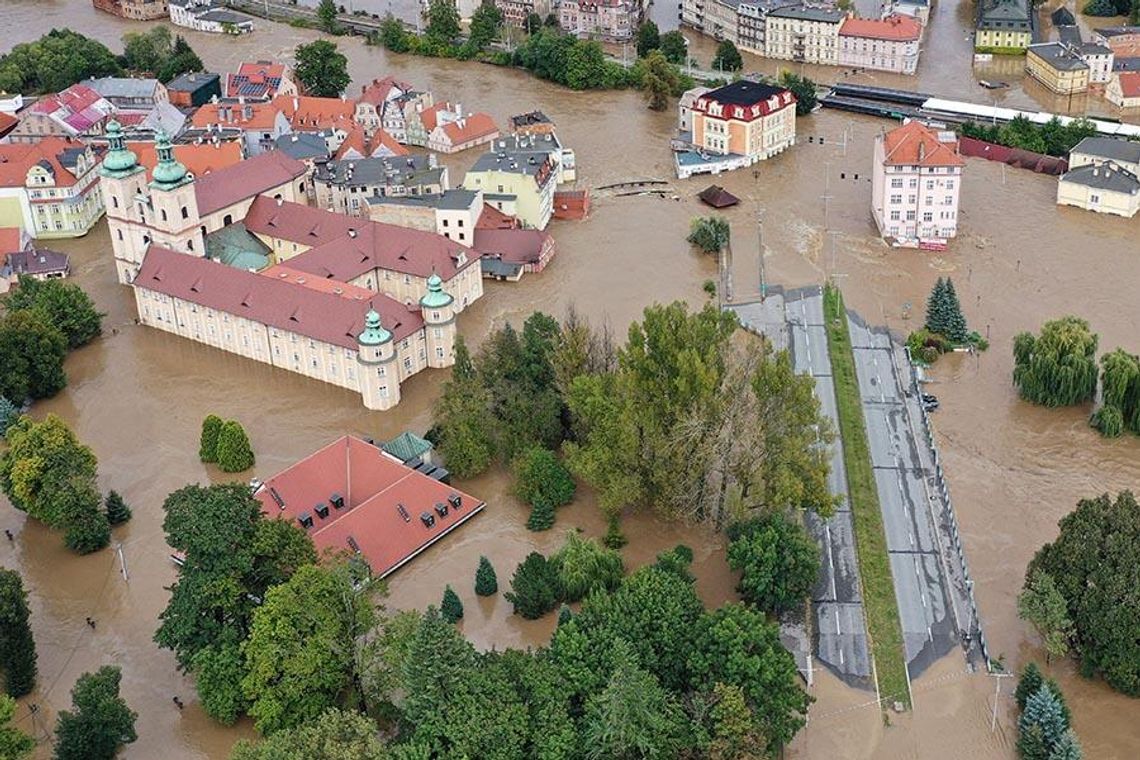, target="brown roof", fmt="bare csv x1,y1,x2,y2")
1117,71,1140,97
244,196,479,281
475,203,520,230
358,76,414,107
472,228,552,265
0,113,17,140
839,15,921,41
0,138,90,189
334,124,409,160
0,228,25,255
881,120,965,168
272,95,356,132
190,101,285,130
193,150,308,216
698,184,740,208
437,113,498,146
134,245,422,349
254,435,485,578
129,141,244,181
